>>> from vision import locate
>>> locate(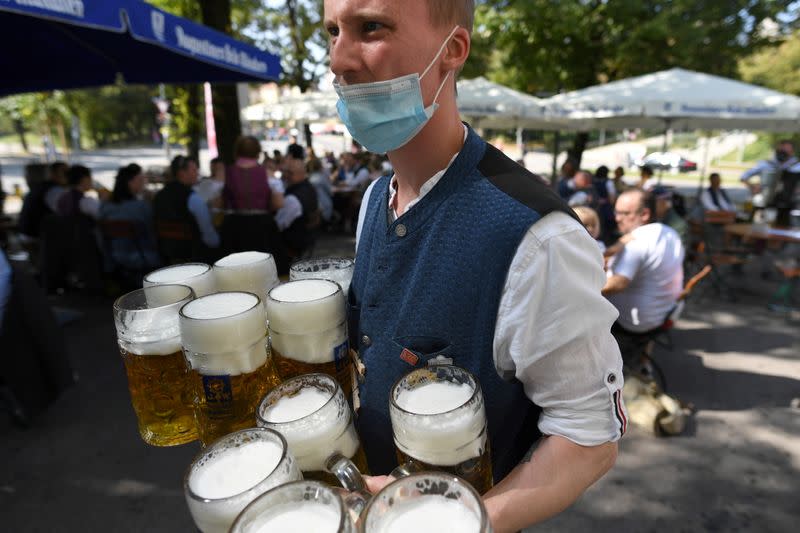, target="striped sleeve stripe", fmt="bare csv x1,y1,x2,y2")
613,389,628,436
